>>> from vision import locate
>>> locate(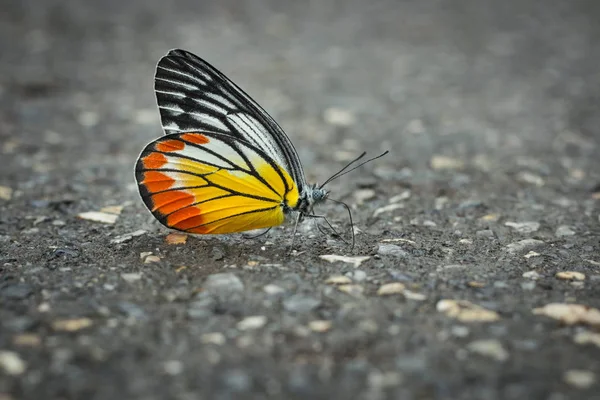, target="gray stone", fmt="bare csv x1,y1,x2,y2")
283,294,321,313
203,273,244,293
0,283,33,300
505,239,545,254
377,244,409,257
556,225,575,237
